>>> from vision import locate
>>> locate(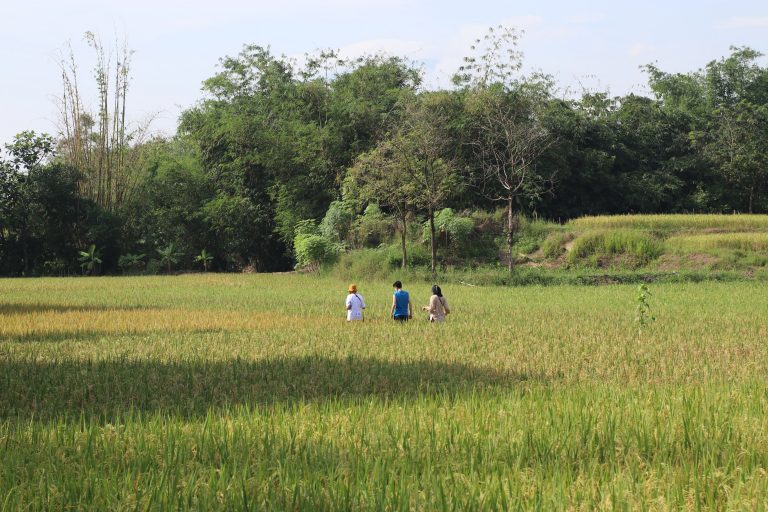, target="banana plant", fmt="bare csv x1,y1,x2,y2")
194,249,213,272
78,244,102,275
157,243,182,273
